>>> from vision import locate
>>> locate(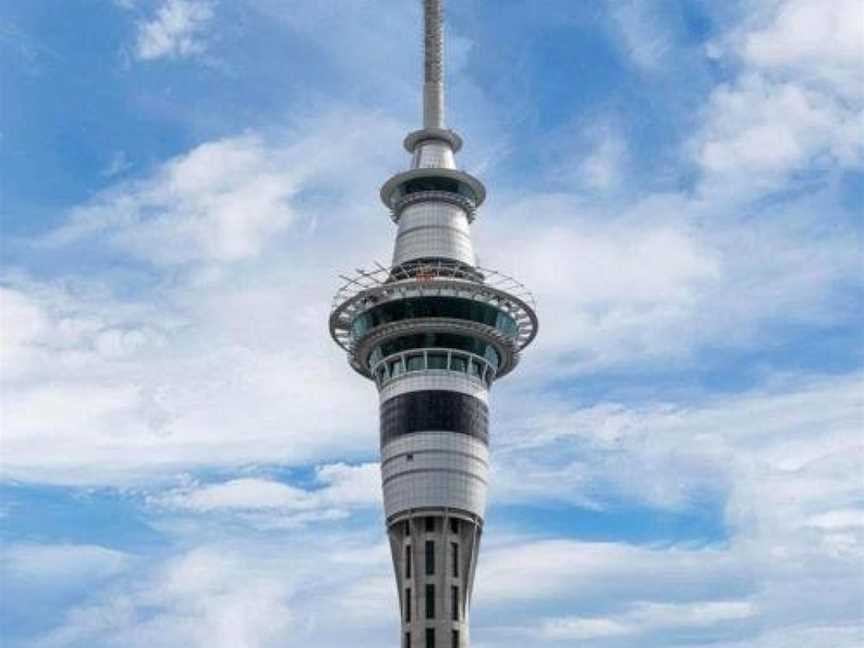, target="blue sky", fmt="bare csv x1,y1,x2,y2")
1,1,862,646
